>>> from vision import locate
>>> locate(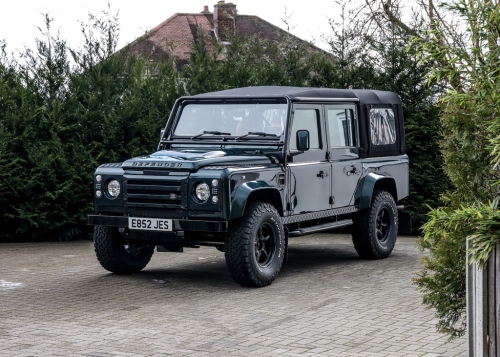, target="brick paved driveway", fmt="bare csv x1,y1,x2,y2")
0,233,466,356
